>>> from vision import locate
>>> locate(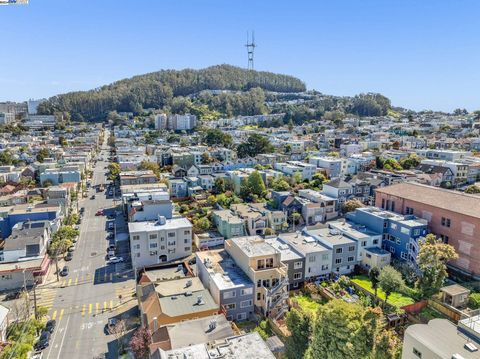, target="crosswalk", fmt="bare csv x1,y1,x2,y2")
53,271,133,287
36,287,57,310
115,285,136,303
